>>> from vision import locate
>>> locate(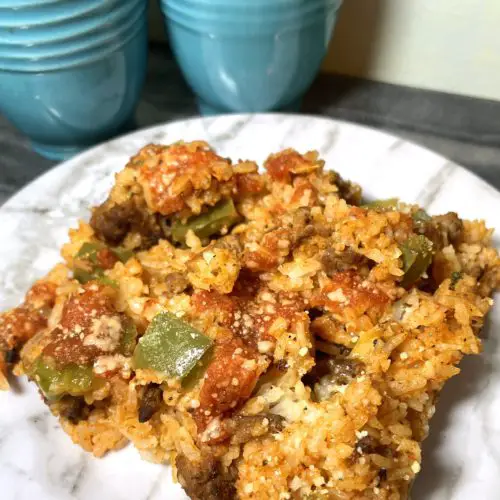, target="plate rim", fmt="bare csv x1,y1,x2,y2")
2,113,500,213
